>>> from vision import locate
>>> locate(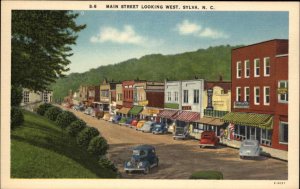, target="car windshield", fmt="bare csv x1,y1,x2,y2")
202,134,212,138
155,125,162,128
132,150,147,157
243,141,257,146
